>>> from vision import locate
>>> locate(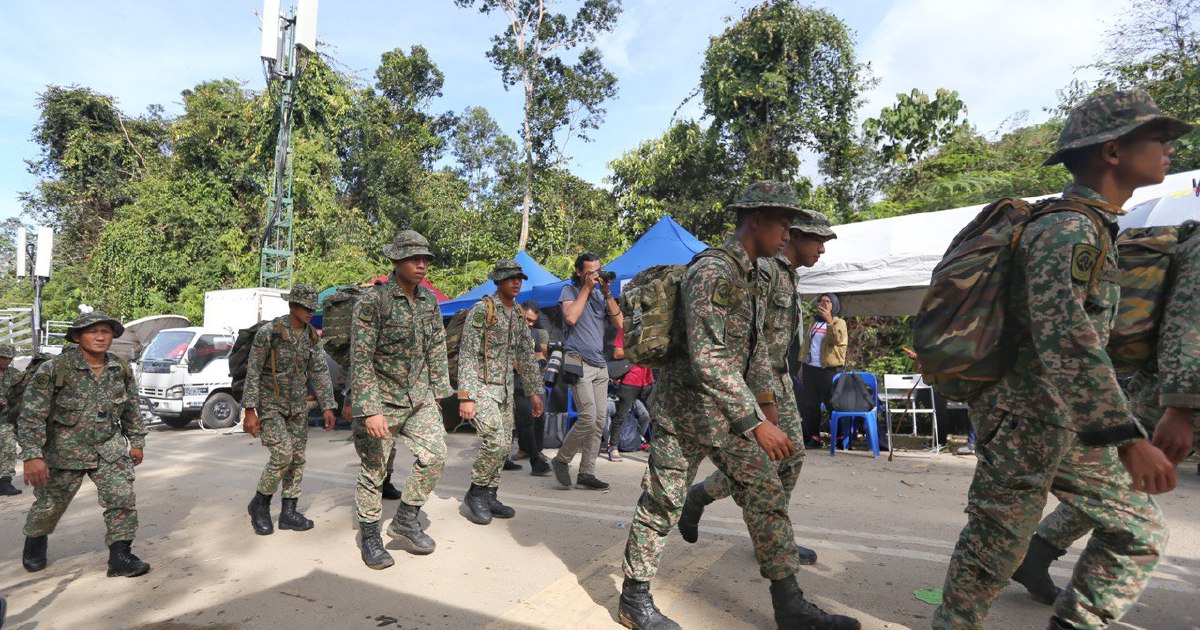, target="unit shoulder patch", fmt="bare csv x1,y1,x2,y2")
712,279,734,307
1071,243,1103,283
